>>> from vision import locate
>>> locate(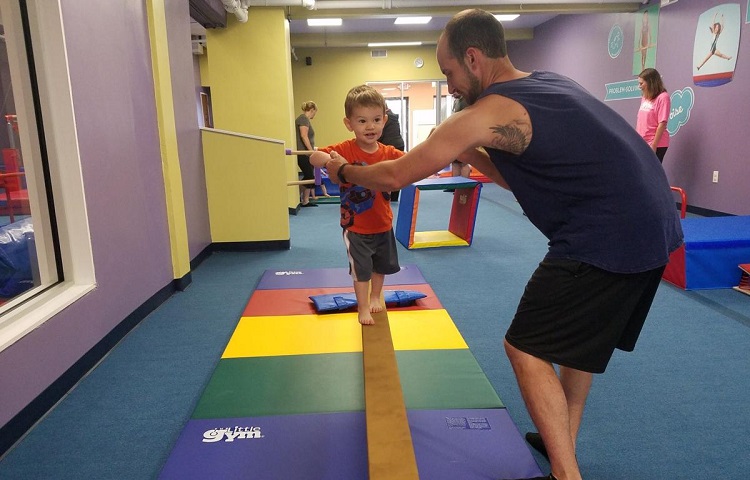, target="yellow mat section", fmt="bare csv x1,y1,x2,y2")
411,230,469,248
222,309,467,358
390,309,468,351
